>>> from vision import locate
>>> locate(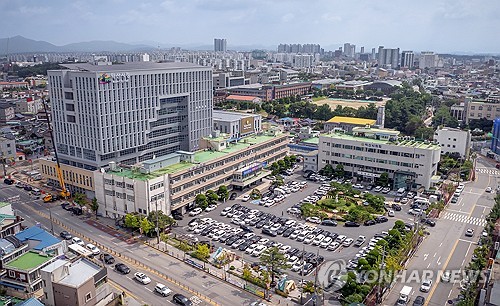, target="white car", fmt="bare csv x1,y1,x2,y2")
86,243,100,256
71,237,84,246
306,217,321,224
388,210,395,217
264,200,275,207
252,245,267,257
382,187,391,193
486,186,492,193
258,238,270,245
242,195,251,202
285,219,297,226
220,207,232,216
134,272,151,285
342,238,354,247
320,237,333,248
154,283,172,297
312,234,325,246
246,244,258,254
303,234,316,244
336,235,346,243
188,222,198,231
291,261,304,272
420,279,432,292
193,225,207,234
374,186,383,192
290,230,301,239
279,245,291,254
327,242,340,251
189,208,203,216
205,204,217,212
270,223,282,231
231,218,243,225
286,256,299,266
482,230,488,237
